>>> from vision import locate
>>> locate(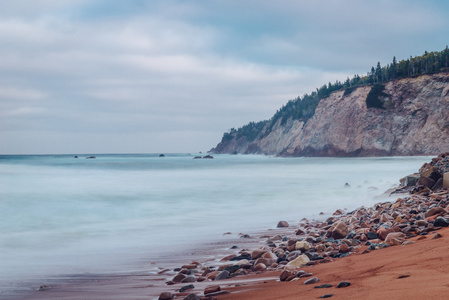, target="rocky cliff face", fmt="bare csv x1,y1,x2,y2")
211,73,449,156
